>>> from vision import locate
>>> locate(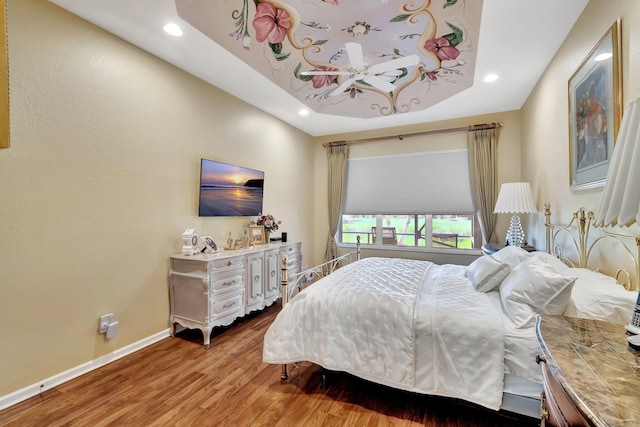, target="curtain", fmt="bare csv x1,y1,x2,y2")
468,126,500,243
325,144,349,262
